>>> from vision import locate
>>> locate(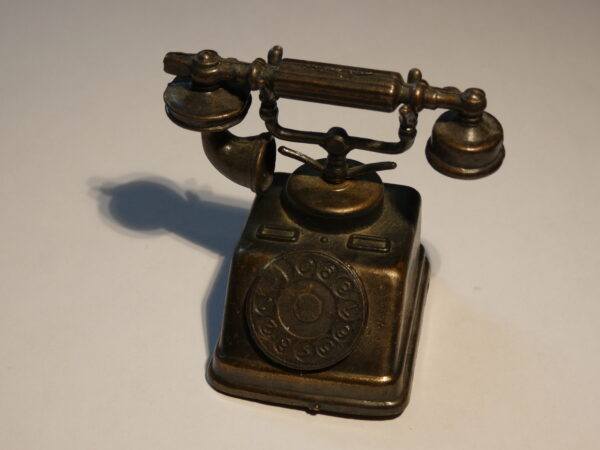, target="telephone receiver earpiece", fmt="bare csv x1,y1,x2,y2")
163,47,505,189
163,51,252,131
425,88,504,179
427,109,505,179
